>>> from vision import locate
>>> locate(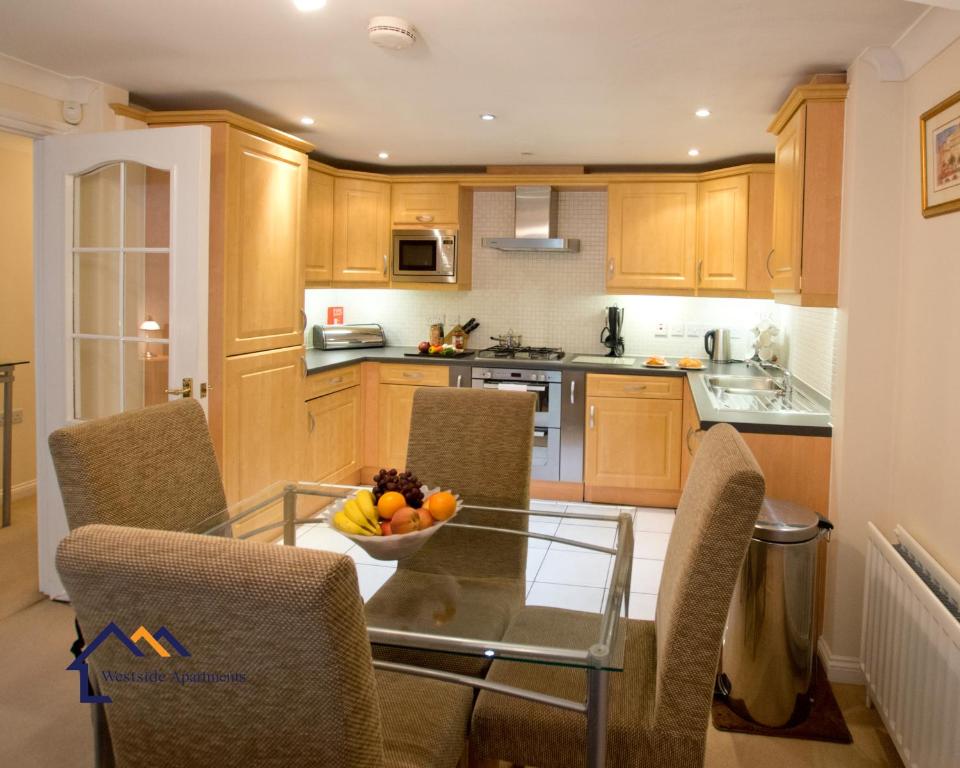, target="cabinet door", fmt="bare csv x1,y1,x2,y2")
391,182,460,226
305,166,334,284
697,175,748,291
304,386,361,482
377,384,420,470
585,396,682,490
223,345,303,505
770,107,805,295
224,130,306,356
333,177,391,283
680,379,703,489
607,183,698,291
